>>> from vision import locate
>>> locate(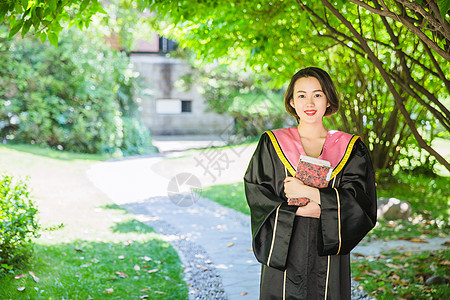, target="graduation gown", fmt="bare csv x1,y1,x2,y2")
244,127,377,300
